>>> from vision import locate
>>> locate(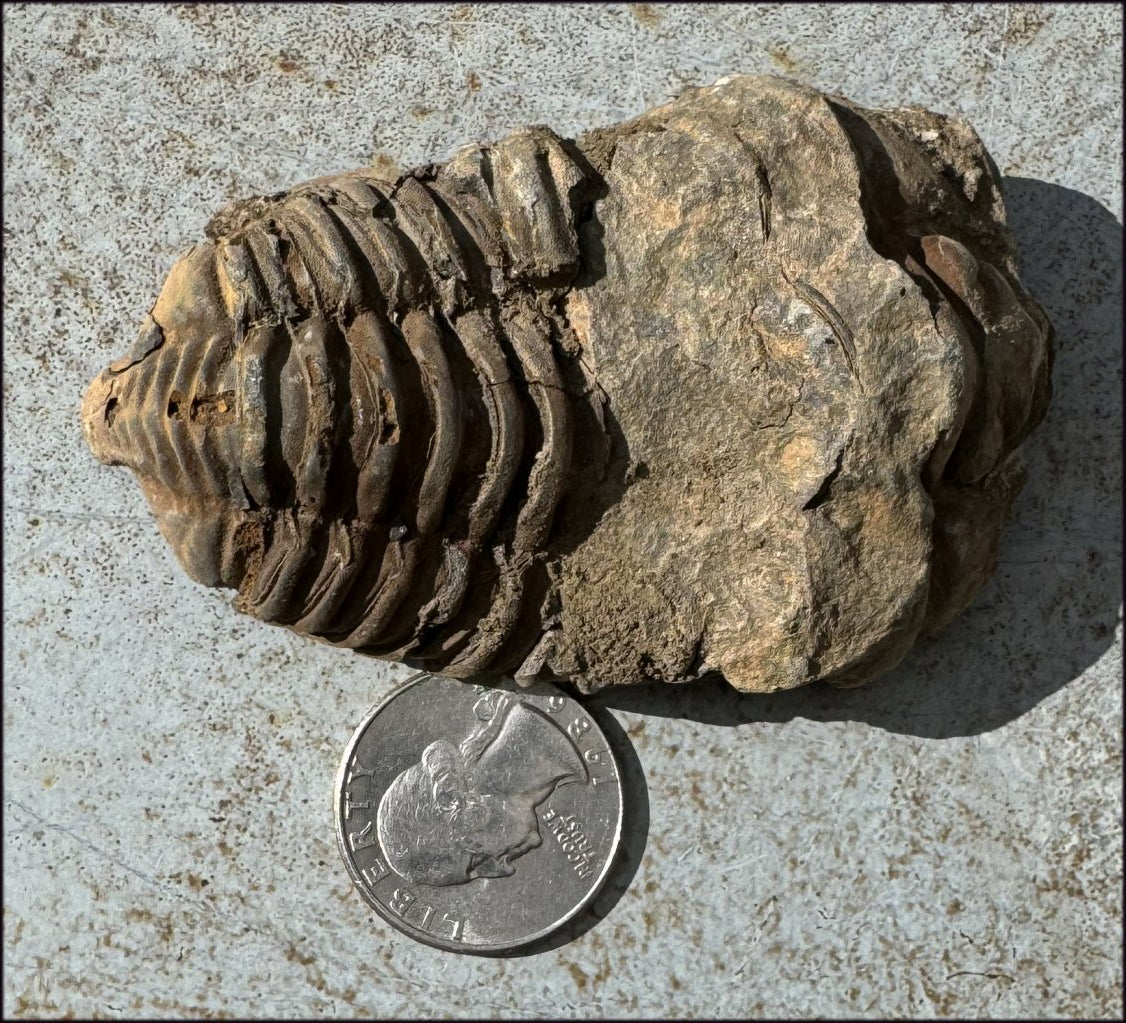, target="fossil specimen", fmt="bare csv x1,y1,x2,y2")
81,75,1052,694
